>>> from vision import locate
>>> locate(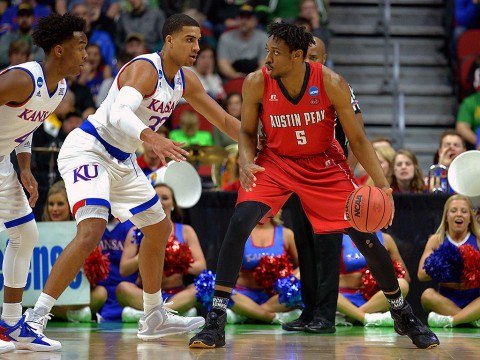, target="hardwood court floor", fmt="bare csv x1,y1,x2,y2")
2,323,479,360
